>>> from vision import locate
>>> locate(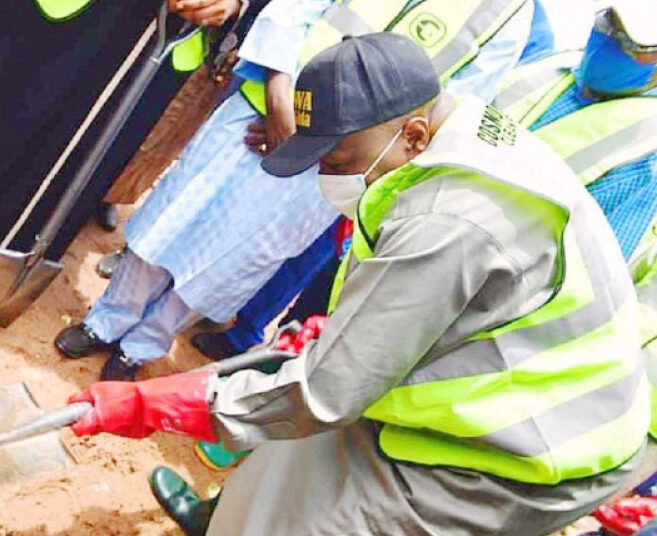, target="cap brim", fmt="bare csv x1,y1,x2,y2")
262,133,343,177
